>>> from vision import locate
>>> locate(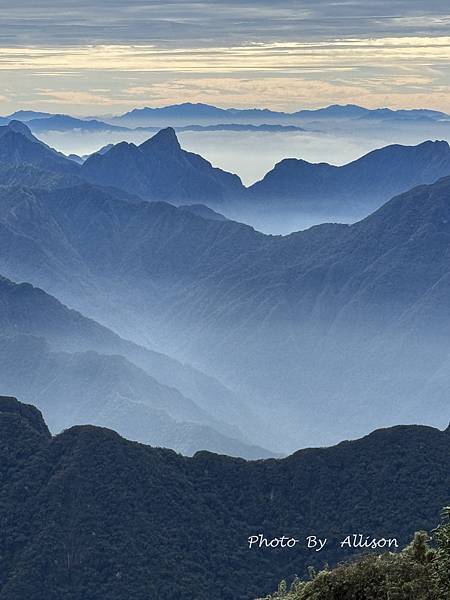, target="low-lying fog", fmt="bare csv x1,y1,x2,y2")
37,121,450,235
41,128,380,184
38,121,450,186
